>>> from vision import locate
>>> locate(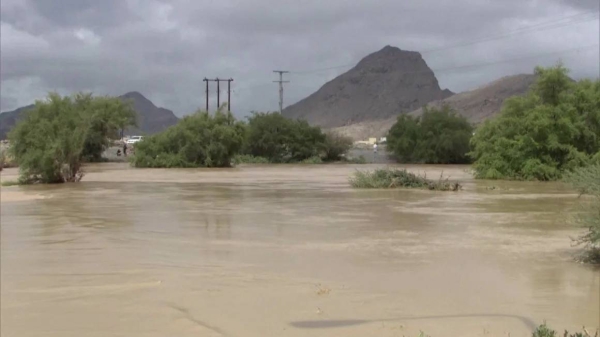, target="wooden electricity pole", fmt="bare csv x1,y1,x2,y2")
204,78,234,111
